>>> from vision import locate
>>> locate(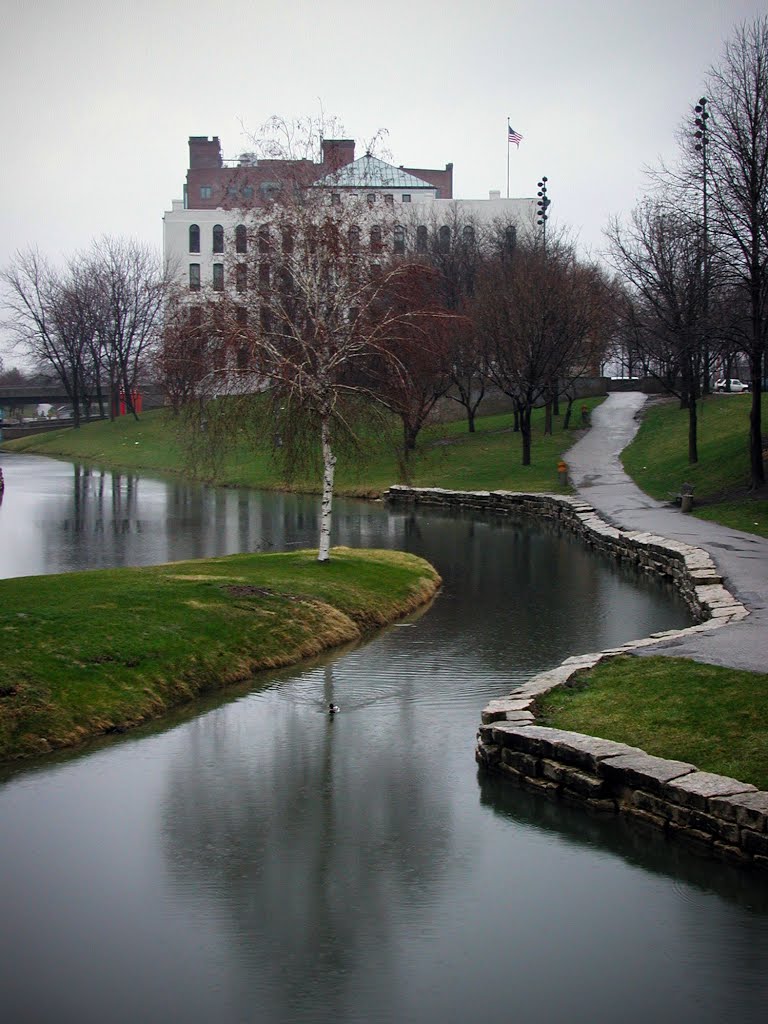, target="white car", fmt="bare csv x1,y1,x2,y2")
715,378,750,393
